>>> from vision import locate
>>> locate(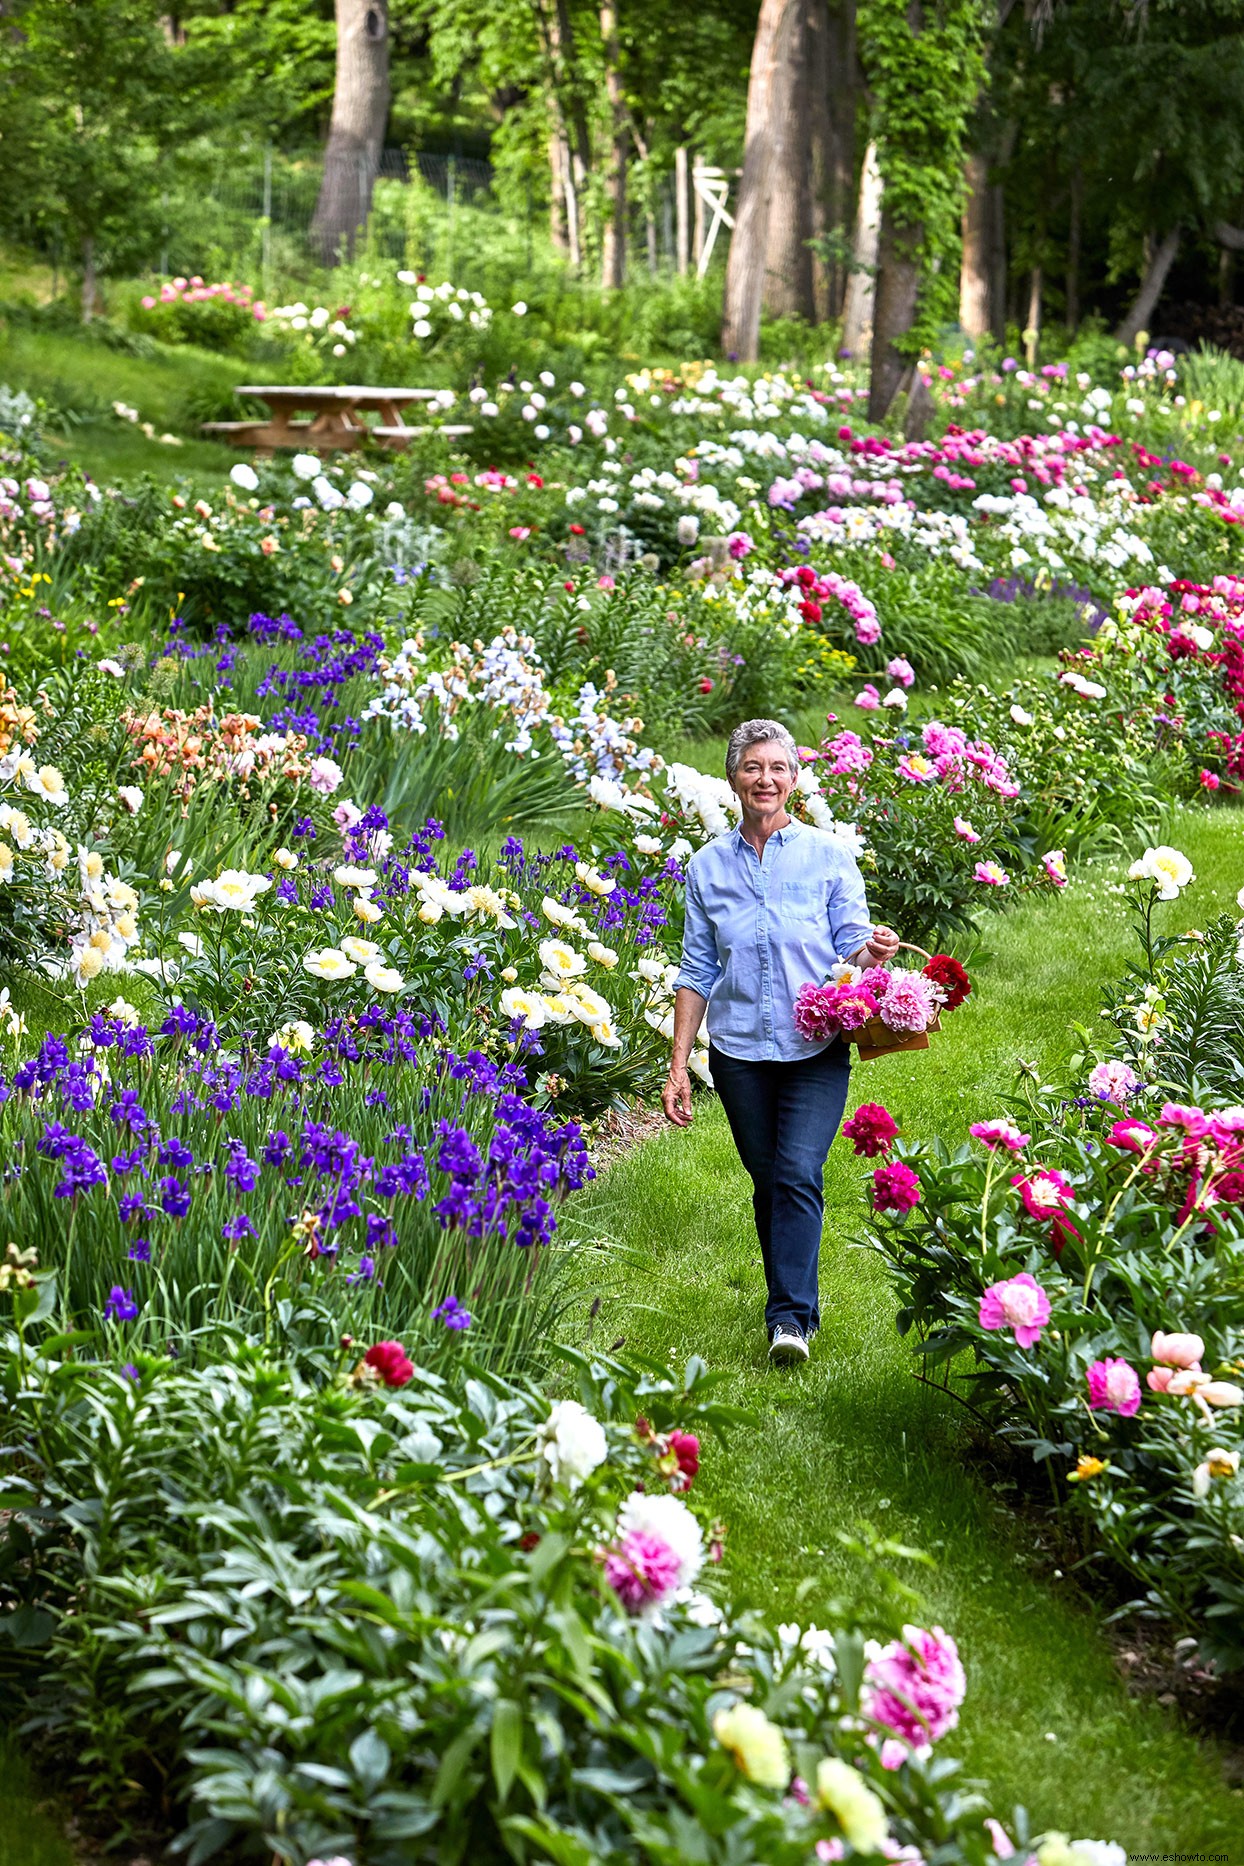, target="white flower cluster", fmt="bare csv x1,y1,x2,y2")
0,757,142,989
363,629,660,787
400,273,492,339
267,301,358,358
